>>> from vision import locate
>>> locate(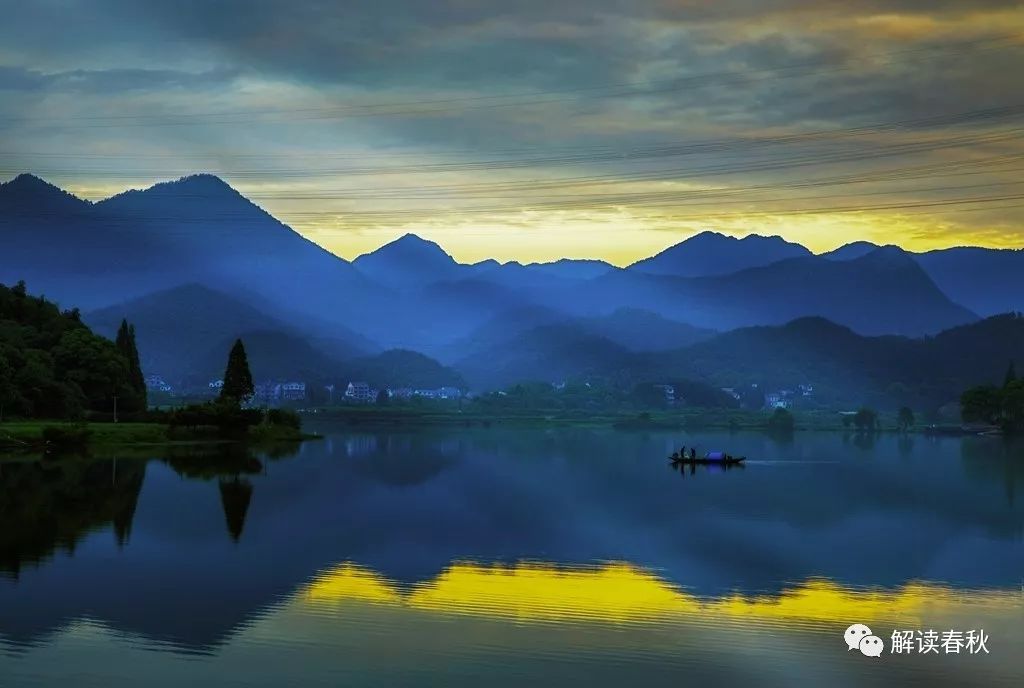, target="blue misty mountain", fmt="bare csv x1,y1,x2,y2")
0,173,89,214
456,323,634,390
455,311,1024,404
628,230,812,277
86,284,375,383
905,247,1024,317
1,174,371,317
0,173,1008,352
564,246,976,336
823,240,1024,316
640,313,1024,409
440,305,713,364
821,240,883,261
470,261,580,291
0,174,148,306
352,233,465,289
524,258,615,279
